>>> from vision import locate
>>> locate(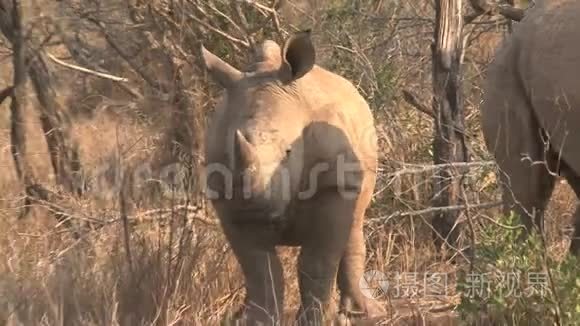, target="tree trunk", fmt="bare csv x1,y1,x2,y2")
0,0,83,233
27,54,85,196
3,0,34,186
431,0,469,249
